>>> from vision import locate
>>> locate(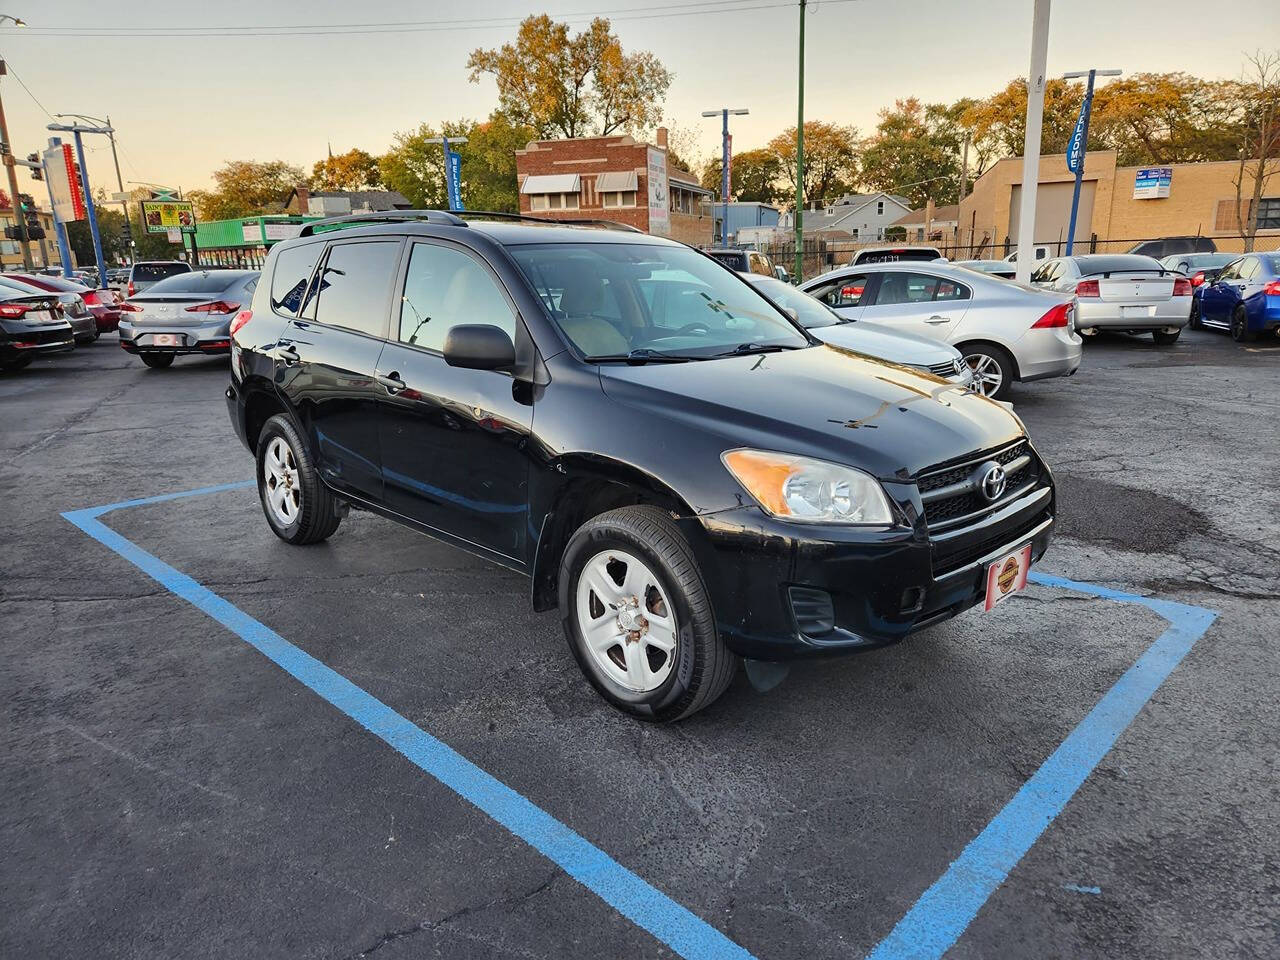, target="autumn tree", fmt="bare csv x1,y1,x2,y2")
1230,50,1280,250
188,160,305,220
311,148,382,191
700,148,784,204
467,15,671,139
962,78,1085,161
769,121,859,208
860,98,966,207
378,122,466,209
1090,72,1243,164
